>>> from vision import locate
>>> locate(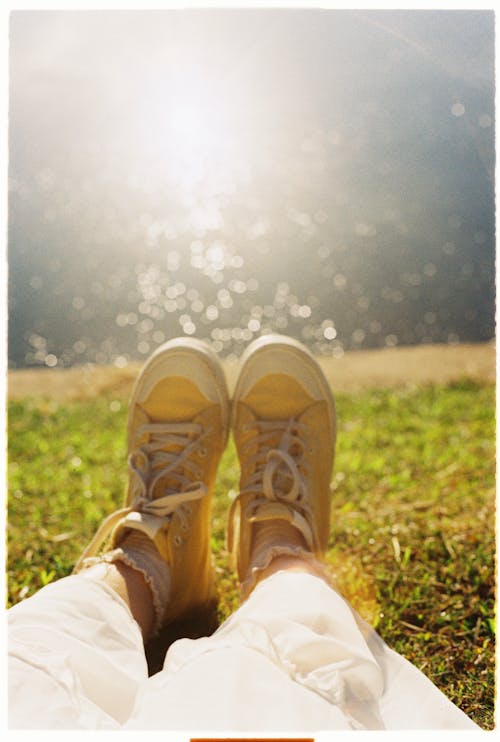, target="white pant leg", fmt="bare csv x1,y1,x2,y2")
127,572,479,731
8,575,147,729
